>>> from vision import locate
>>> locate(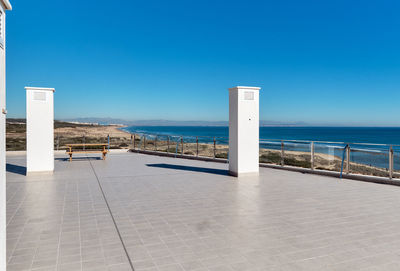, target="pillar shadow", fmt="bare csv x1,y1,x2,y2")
6,163,27,176
146,163,229,176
